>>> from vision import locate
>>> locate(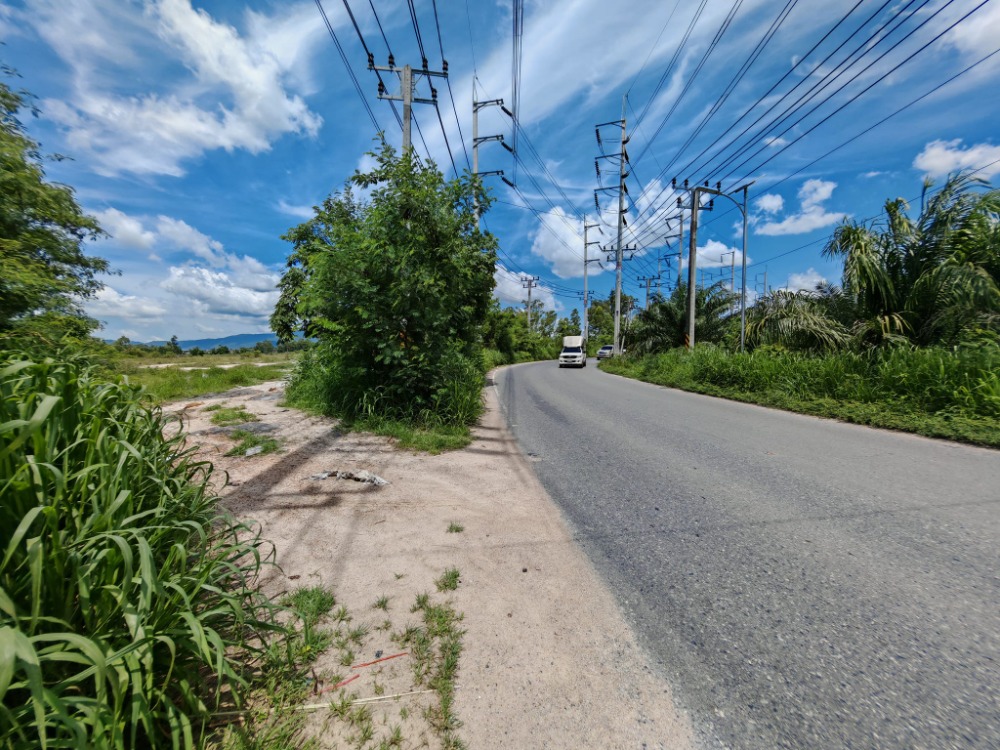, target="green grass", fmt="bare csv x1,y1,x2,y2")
0,355,287,748
602,345,1000,448
394,588,466,748
373,595,390,611
225,429,281,457
210,405,260,426
446,522,464,533
435,568,461,592
123,362,291,403
354,417,473,453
